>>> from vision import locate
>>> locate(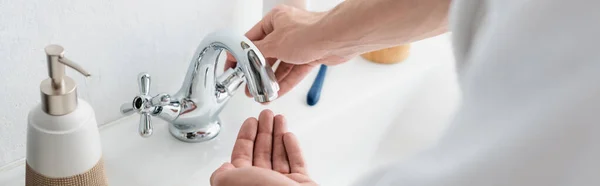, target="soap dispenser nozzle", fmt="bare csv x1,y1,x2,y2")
41,45,91,116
